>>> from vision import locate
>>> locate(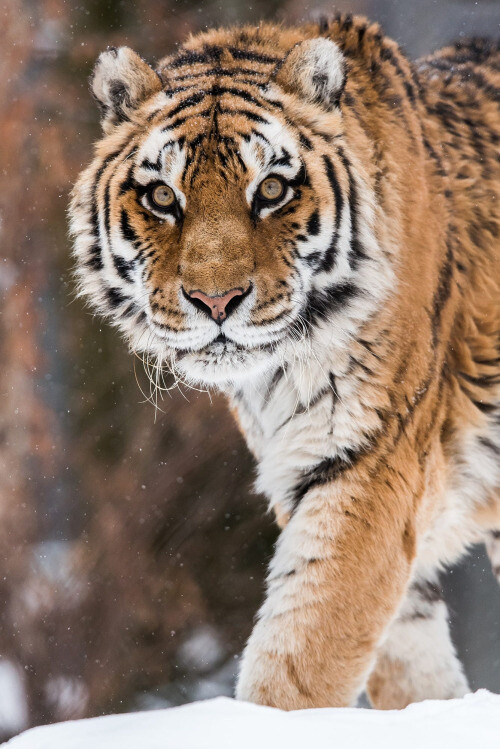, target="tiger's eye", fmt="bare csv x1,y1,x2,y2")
151,184,175,208
258,176,285,202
